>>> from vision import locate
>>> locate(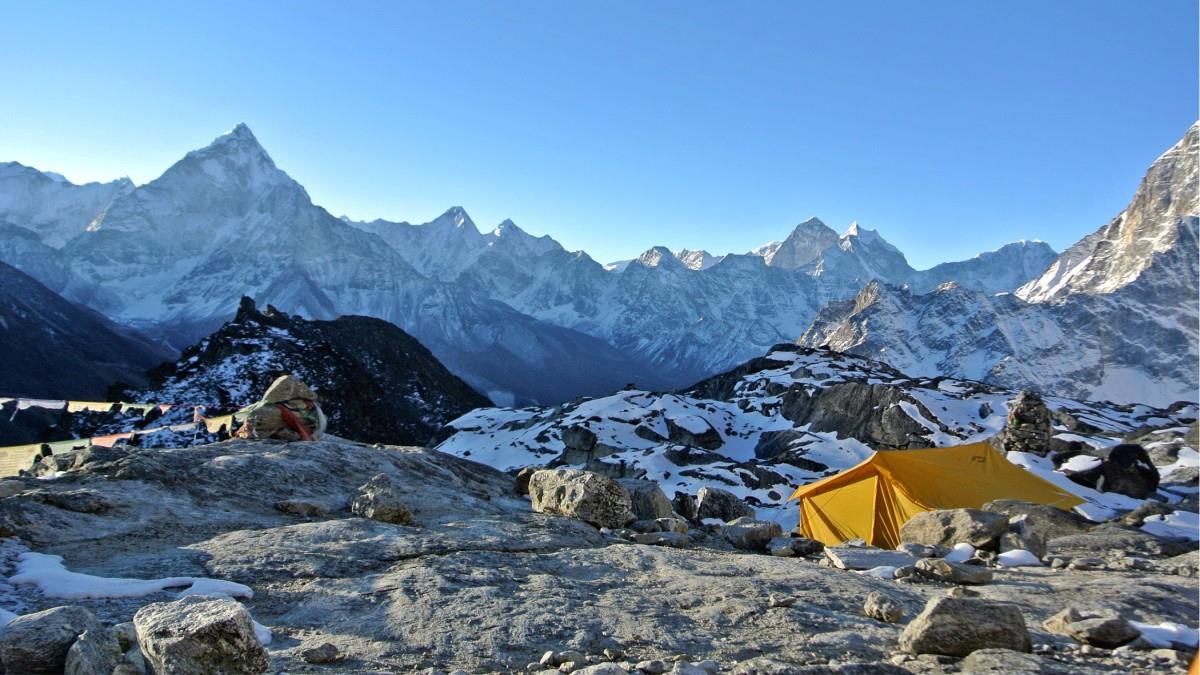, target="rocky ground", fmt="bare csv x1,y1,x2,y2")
0,438,1193,674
